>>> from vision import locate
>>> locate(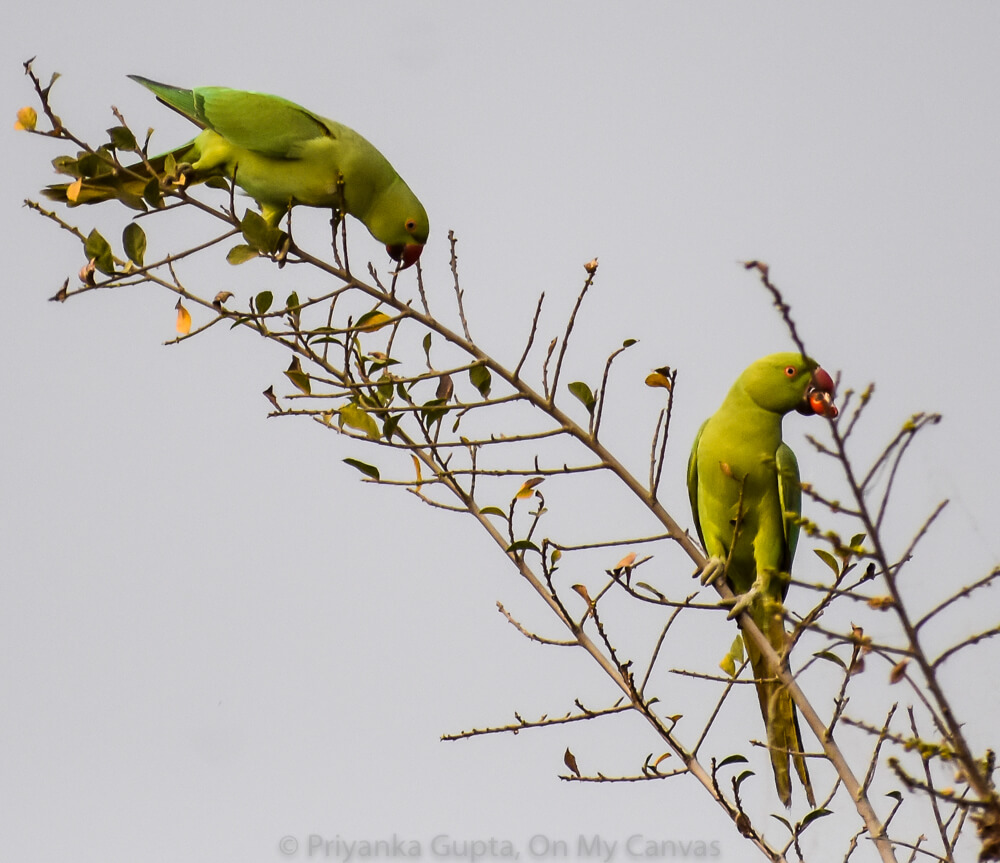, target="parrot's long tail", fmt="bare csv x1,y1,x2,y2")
42,142,200,212
742,610,816,809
